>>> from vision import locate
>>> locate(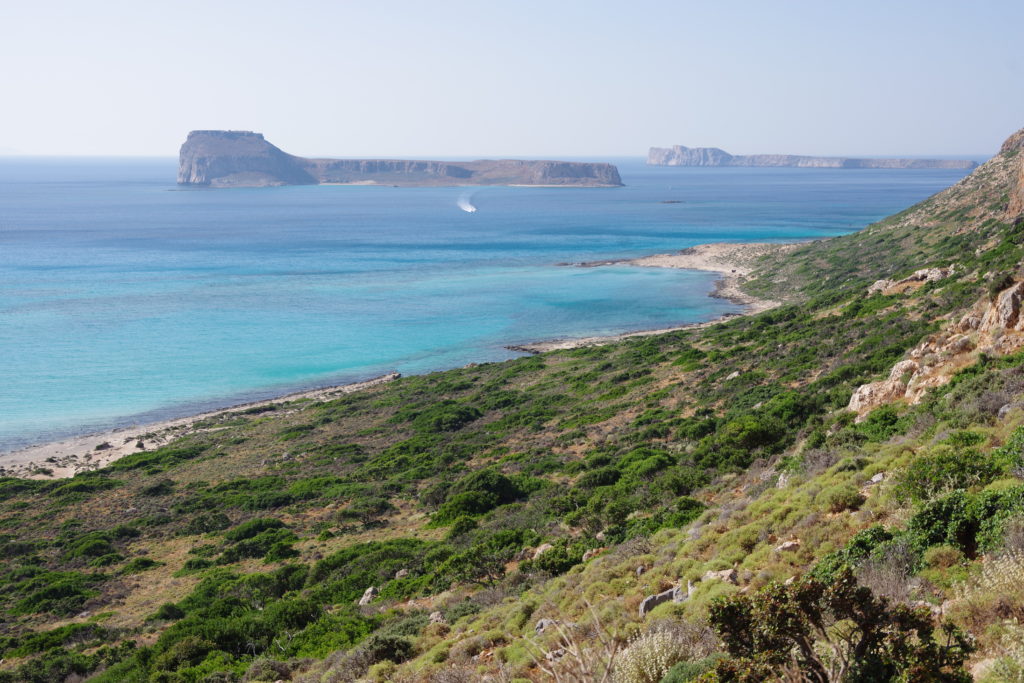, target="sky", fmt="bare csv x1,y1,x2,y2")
1,0,1022,158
